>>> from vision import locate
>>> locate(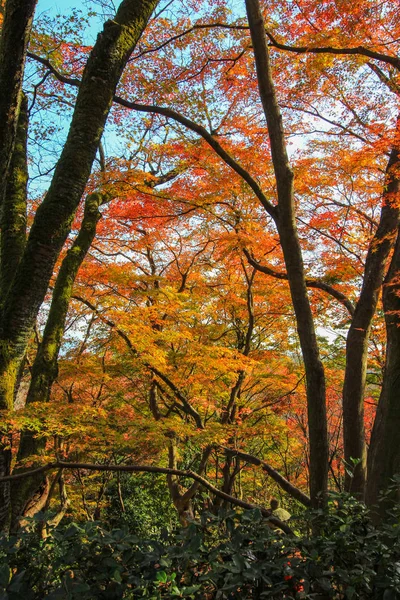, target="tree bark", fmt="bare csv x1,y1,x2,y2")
366,226,400,514
0,92,28,297
245,0,328,507
0,0,37,209
0,0,159,531
343,145,400,498
0,92,28,531
0,0,159,412
10,193,104,527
